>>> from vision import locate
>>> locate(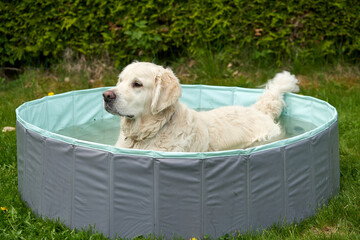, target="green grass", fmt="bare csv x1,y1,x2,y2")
1,57,360,239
